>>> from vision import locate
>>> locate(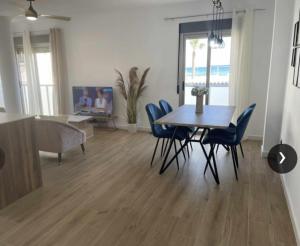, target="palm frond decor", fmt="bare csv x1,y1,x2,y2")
115,67,150,124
